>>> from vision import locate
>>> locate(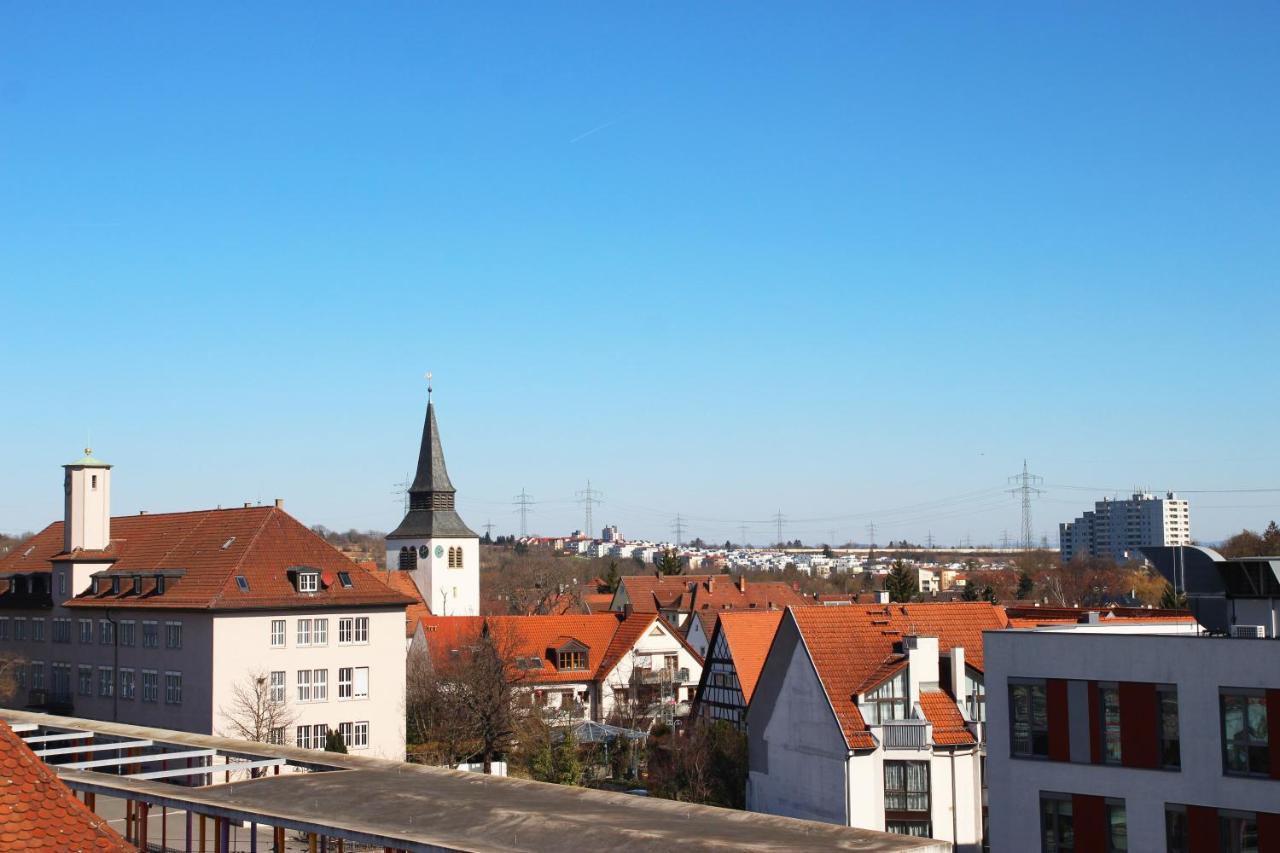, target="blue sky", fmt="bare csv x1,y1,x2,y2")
3,3,1279,545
